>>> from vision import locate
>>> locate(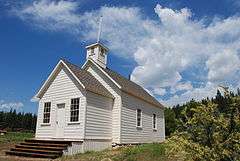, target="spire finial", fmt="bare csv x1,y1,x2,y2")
97,16,103,43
